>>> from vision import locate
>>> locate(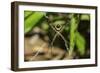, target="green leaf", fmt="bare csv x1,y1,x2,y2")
81,14,90,21
24,11,33,18
69,14,79,55
69,15,76,50
75,32,86,55
24,12,46,33
69,14,79,54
